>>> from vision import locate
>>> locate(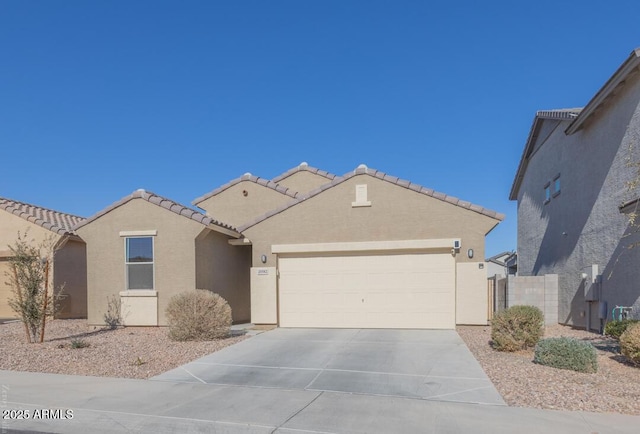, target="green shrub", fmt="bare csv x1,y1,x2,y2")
620,323,640,366
534,337,598,373
491,305,544,352
604,319,640,340
166,290,232,341
70,338,90,349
